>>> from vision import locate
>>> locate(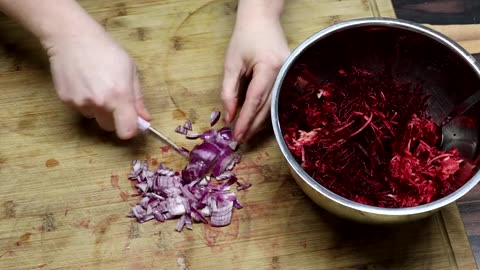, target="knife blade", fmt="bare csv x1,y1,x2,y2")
137,117,188,157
